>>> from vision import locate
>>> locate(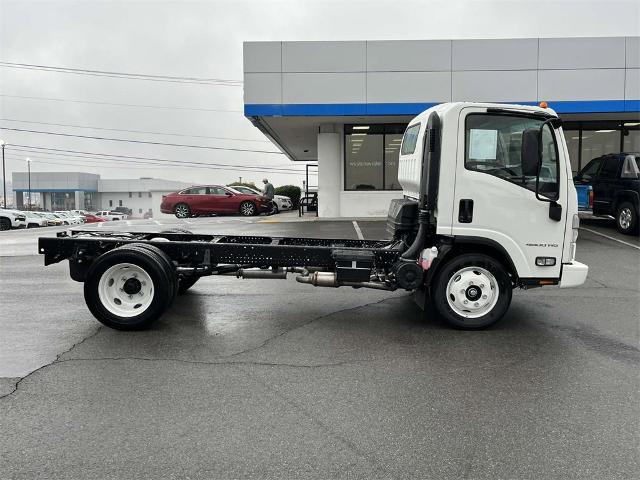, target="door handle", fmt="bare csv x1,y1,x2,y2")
459,199,474,223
